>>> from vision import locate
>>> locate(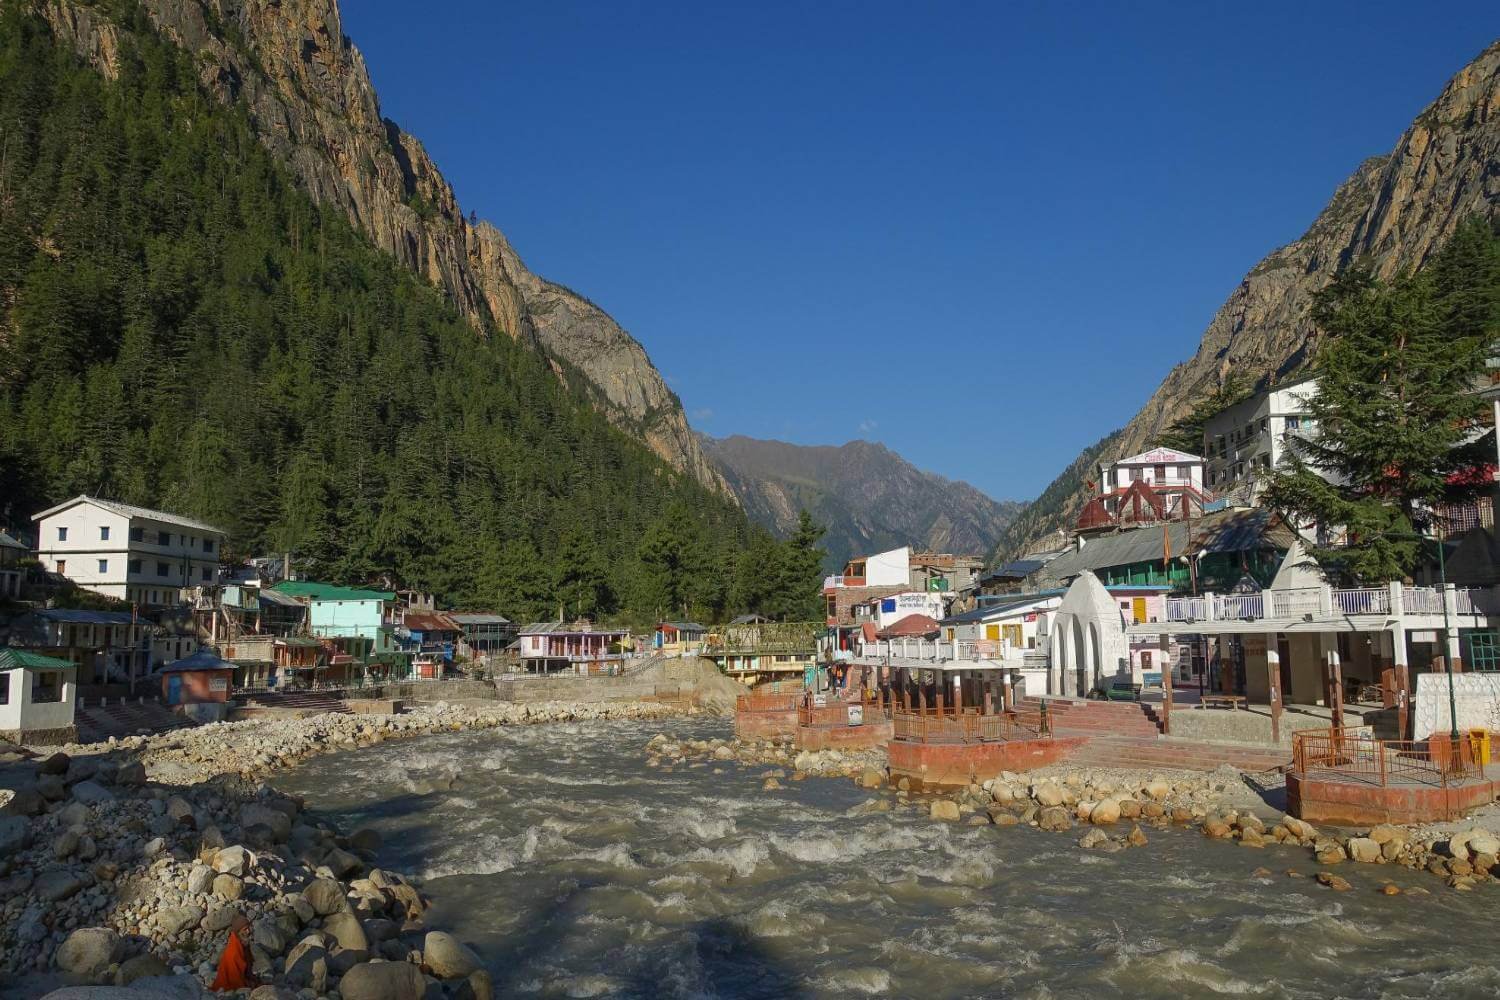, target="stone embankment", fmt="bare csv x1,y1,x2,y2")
1,700,690,999
653,734,1500,893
